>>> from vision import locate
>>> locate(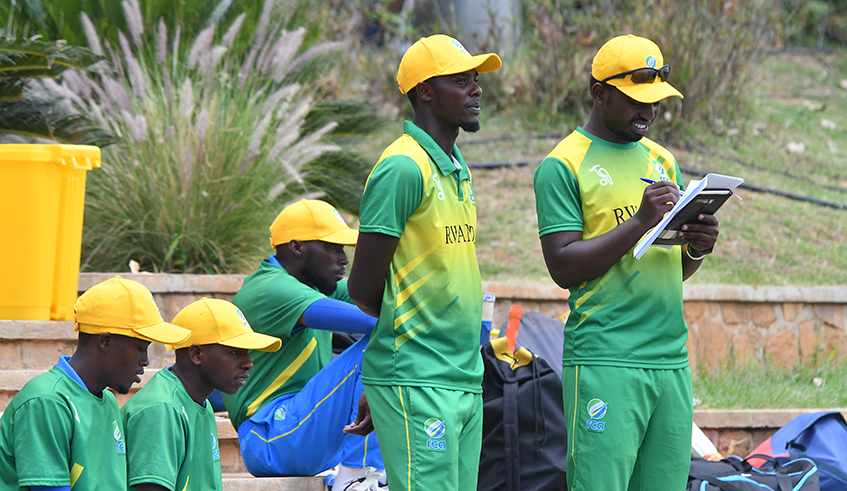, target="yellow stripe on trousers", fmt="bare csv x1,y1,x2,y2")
246,337,317,417
251,365,358,443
